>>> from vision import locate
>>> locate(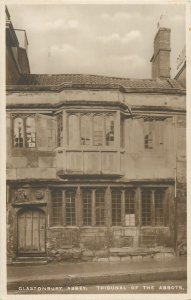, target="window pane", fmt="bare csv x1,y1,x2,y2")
82,190,92,226
144,133,153,149
26,117,36,148
52,190,62,226
57,113,63,147
105,115,115,146
155,189,164,226
68,114,79,146
81,115,91,145
142,190,152,226
95,190,105,226
125,190,135,226
13,118,24,148
112,190,121,226
93,115,103,146
65,190,76,226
